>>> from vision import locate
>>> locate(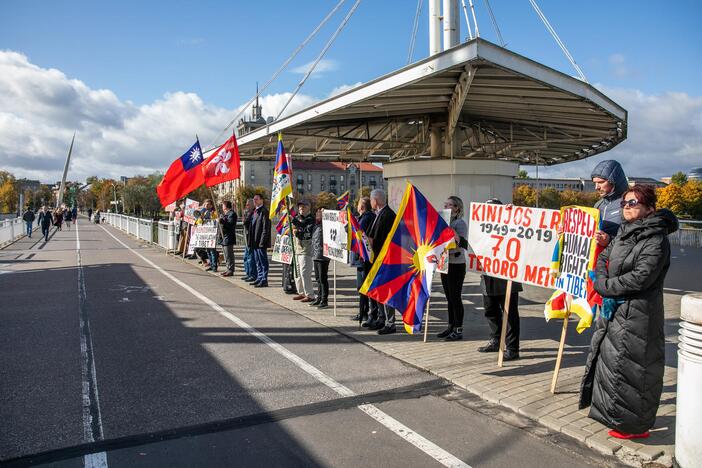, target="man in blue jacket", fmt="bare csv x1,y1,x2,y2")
590,160,628,247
